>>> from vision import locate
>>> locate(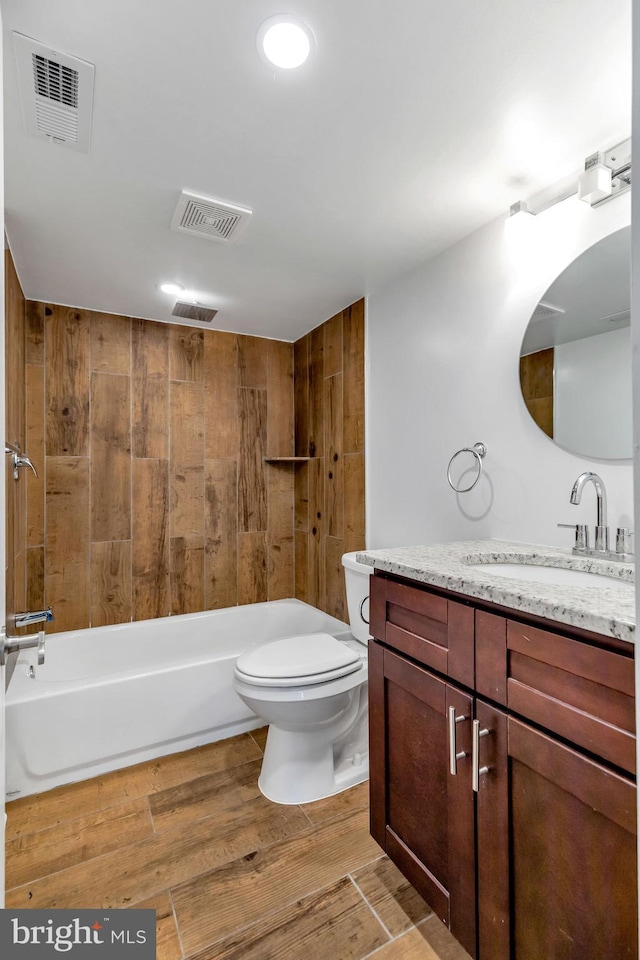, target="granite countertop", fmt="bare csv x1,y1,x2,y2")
356,540,635,644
